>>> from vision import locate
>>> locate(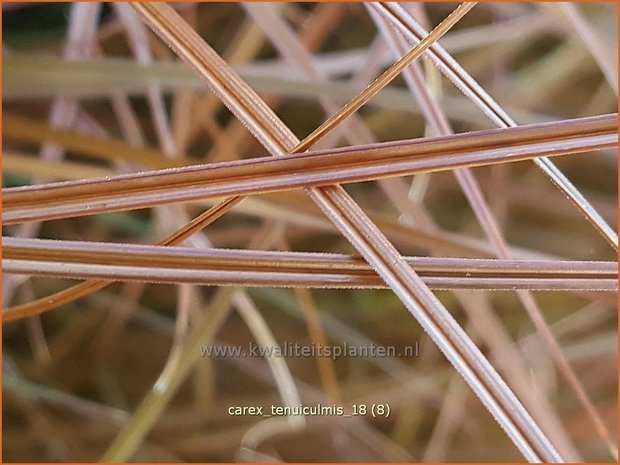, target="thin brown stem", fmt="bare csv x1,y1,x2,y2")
4,114,615,224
